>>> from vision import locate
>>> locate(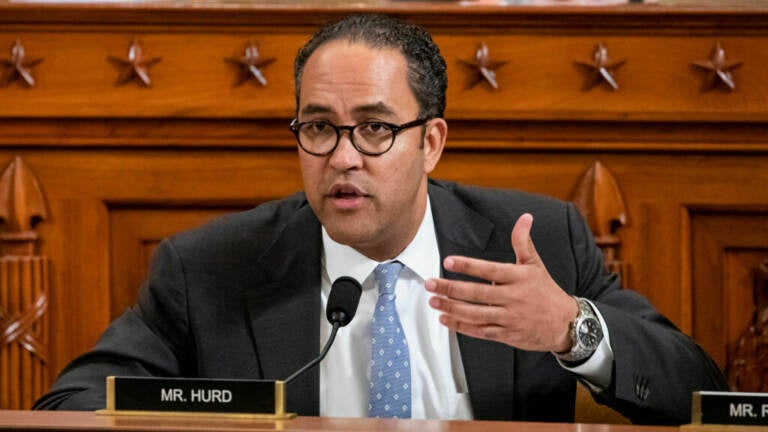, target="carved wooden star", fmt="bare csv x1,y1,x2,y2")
458,42,507,90
1,40,44,87
108,39,162,87
225,42,276,87
575,43,626,91
692,42,743,92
